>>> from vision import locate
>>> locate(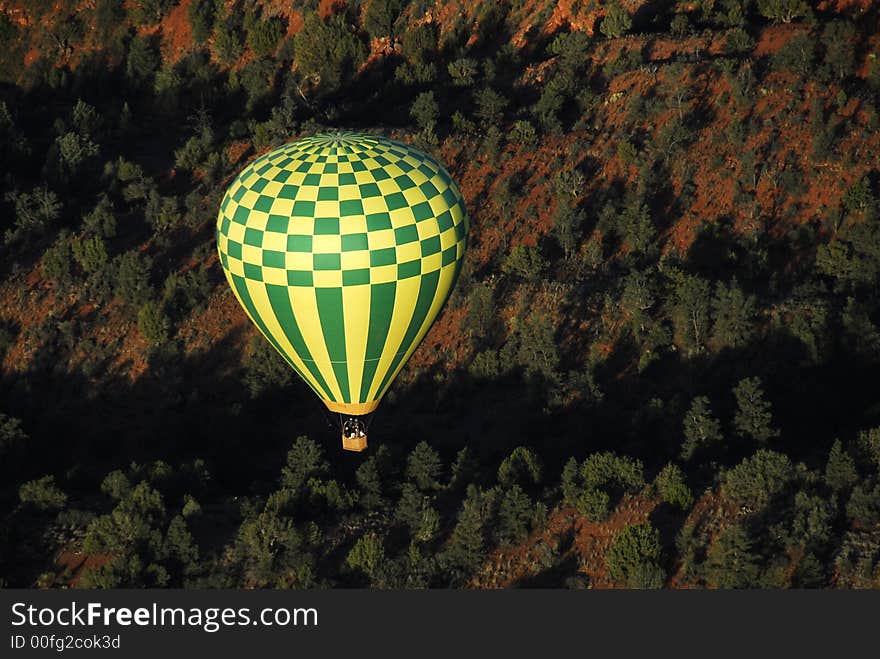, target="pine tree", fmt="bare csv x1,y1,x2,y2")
600,2,632,39
711,279,757,351
733,377,780,442
681,396,723,460
668,271,712,356
705,524,761,588
824,439,858,492
405,442,443,491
